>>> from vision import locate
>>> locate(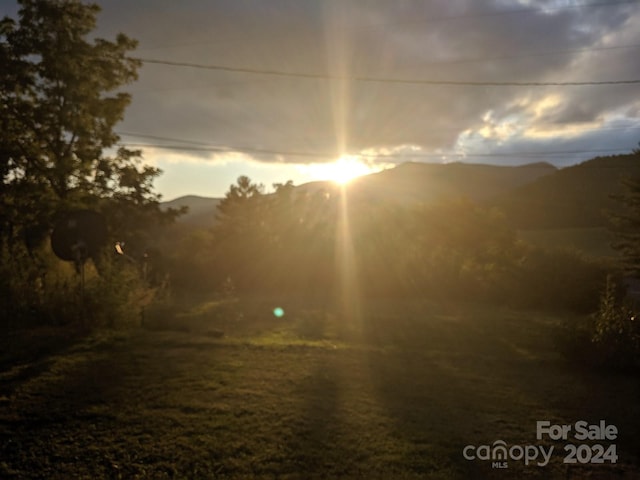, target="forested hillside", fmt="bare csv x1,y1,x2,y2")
164,154,640,235
488,154,640,229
